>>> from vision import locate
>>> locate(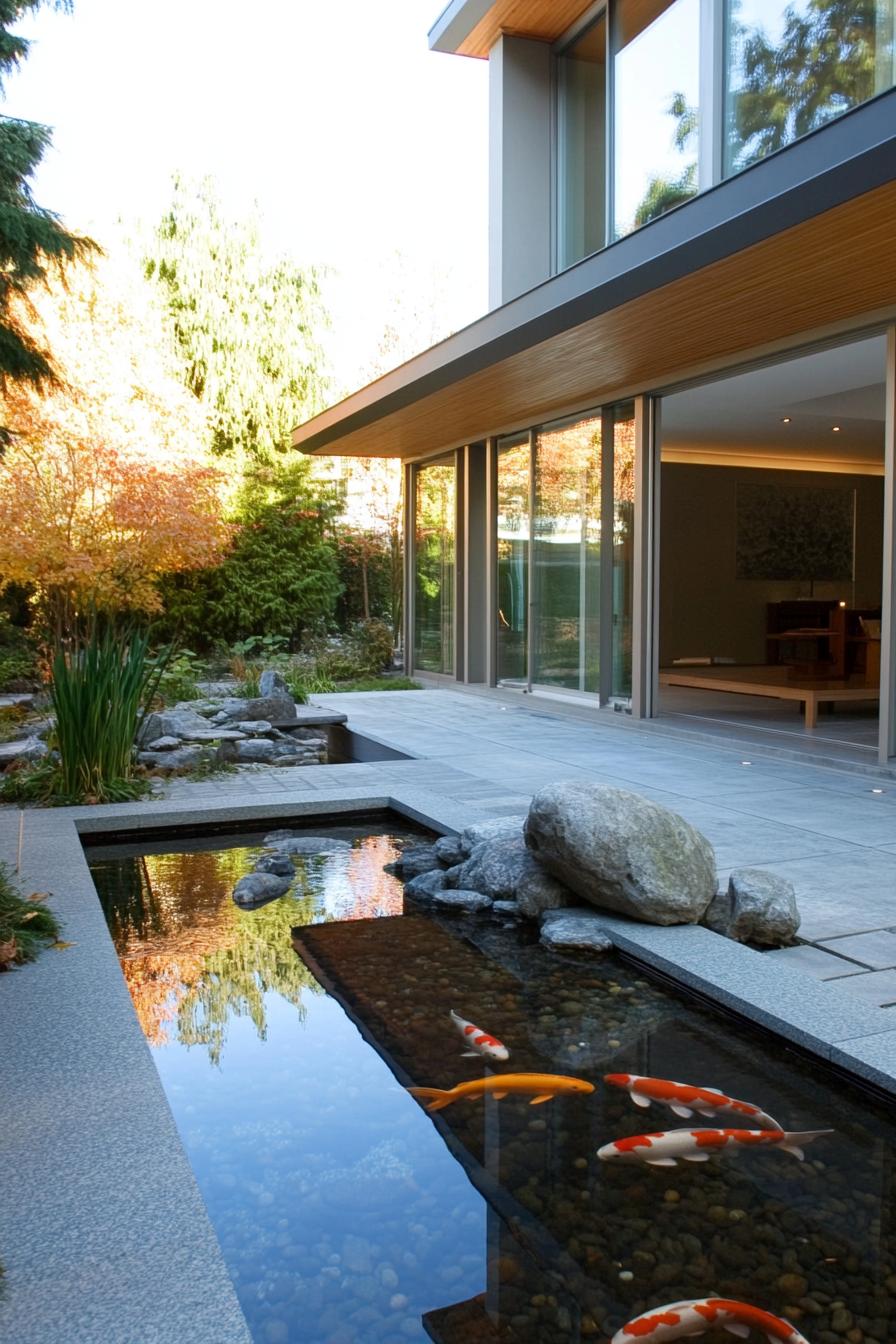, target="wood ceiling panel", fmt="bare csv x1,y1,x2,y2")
306,182,896,460
458,1,593,57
